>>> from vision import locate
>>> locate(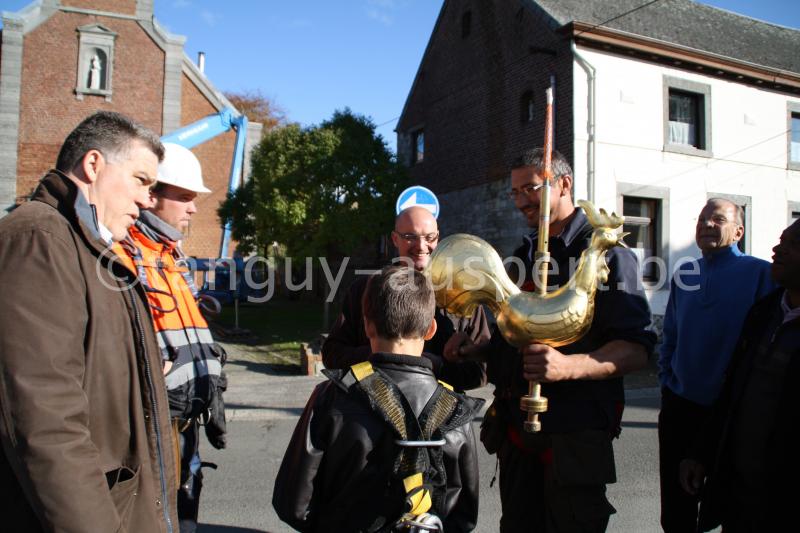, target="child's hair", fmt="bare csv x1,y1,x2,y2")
362,266,436,340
